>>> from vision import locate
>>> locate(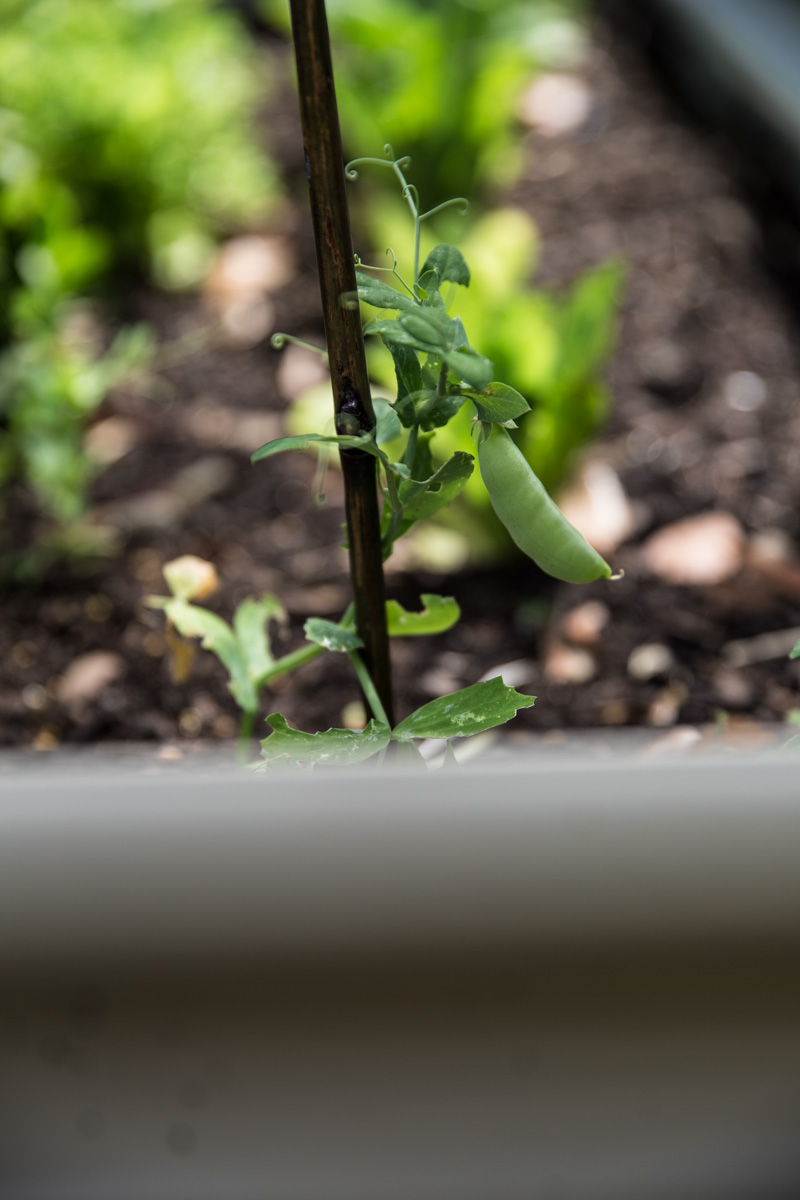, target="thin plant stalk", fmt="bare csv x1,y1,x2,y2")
288,0,394,726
